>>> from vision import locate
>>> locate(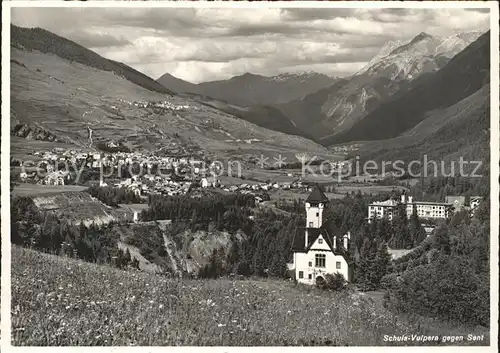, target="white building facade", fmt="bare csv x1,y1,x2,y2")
368,194,454,222
406,200,453,219
367,199,402,223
